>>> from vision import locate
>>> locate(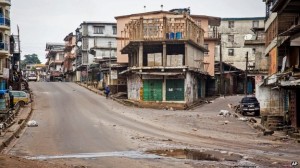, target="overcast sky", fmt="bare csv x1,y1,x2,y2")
10,0,265,63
